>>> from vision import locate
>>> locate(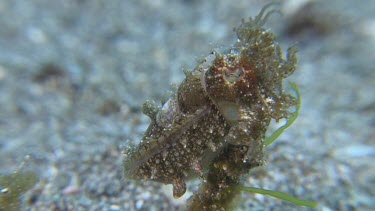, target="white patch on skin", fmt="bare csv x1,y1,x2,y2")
156,96,180,127
216,101,240,125
162,184,193,206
